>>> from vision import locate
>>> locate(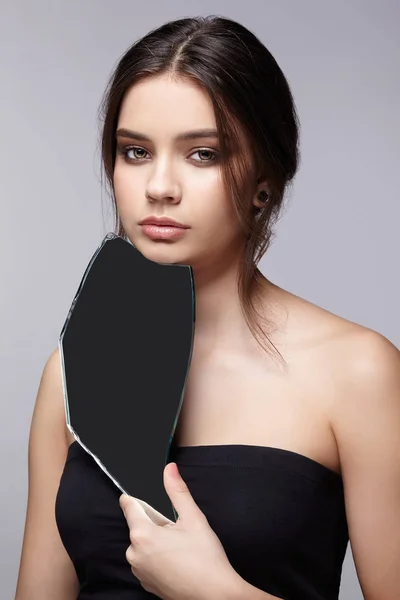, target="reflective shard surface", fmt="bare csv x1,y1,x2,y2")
59,233,195,521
